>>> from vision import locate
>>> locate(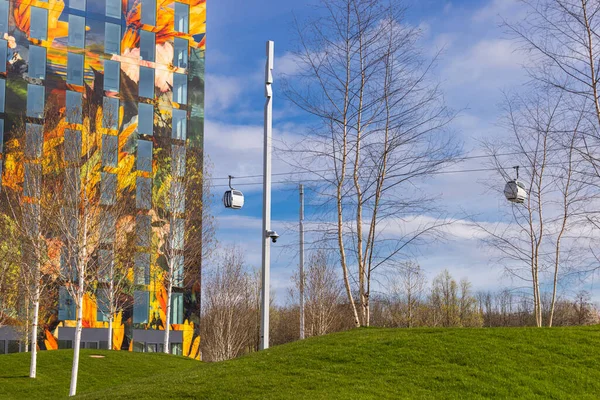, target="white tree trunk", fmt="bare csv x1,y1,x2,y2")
163,280,172,354
108,316,113,351
69,288,84,396
29,285,40,378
